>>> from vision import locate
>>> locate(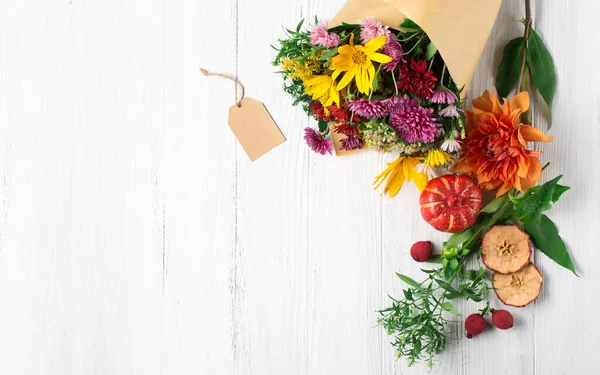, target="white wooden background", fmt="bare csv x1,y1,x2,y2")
0,0,599,374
